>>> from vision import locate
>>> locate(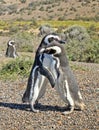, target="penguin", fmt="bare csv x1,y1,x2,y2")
39,41,85,114
5,40,18,58
22,33,65,112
